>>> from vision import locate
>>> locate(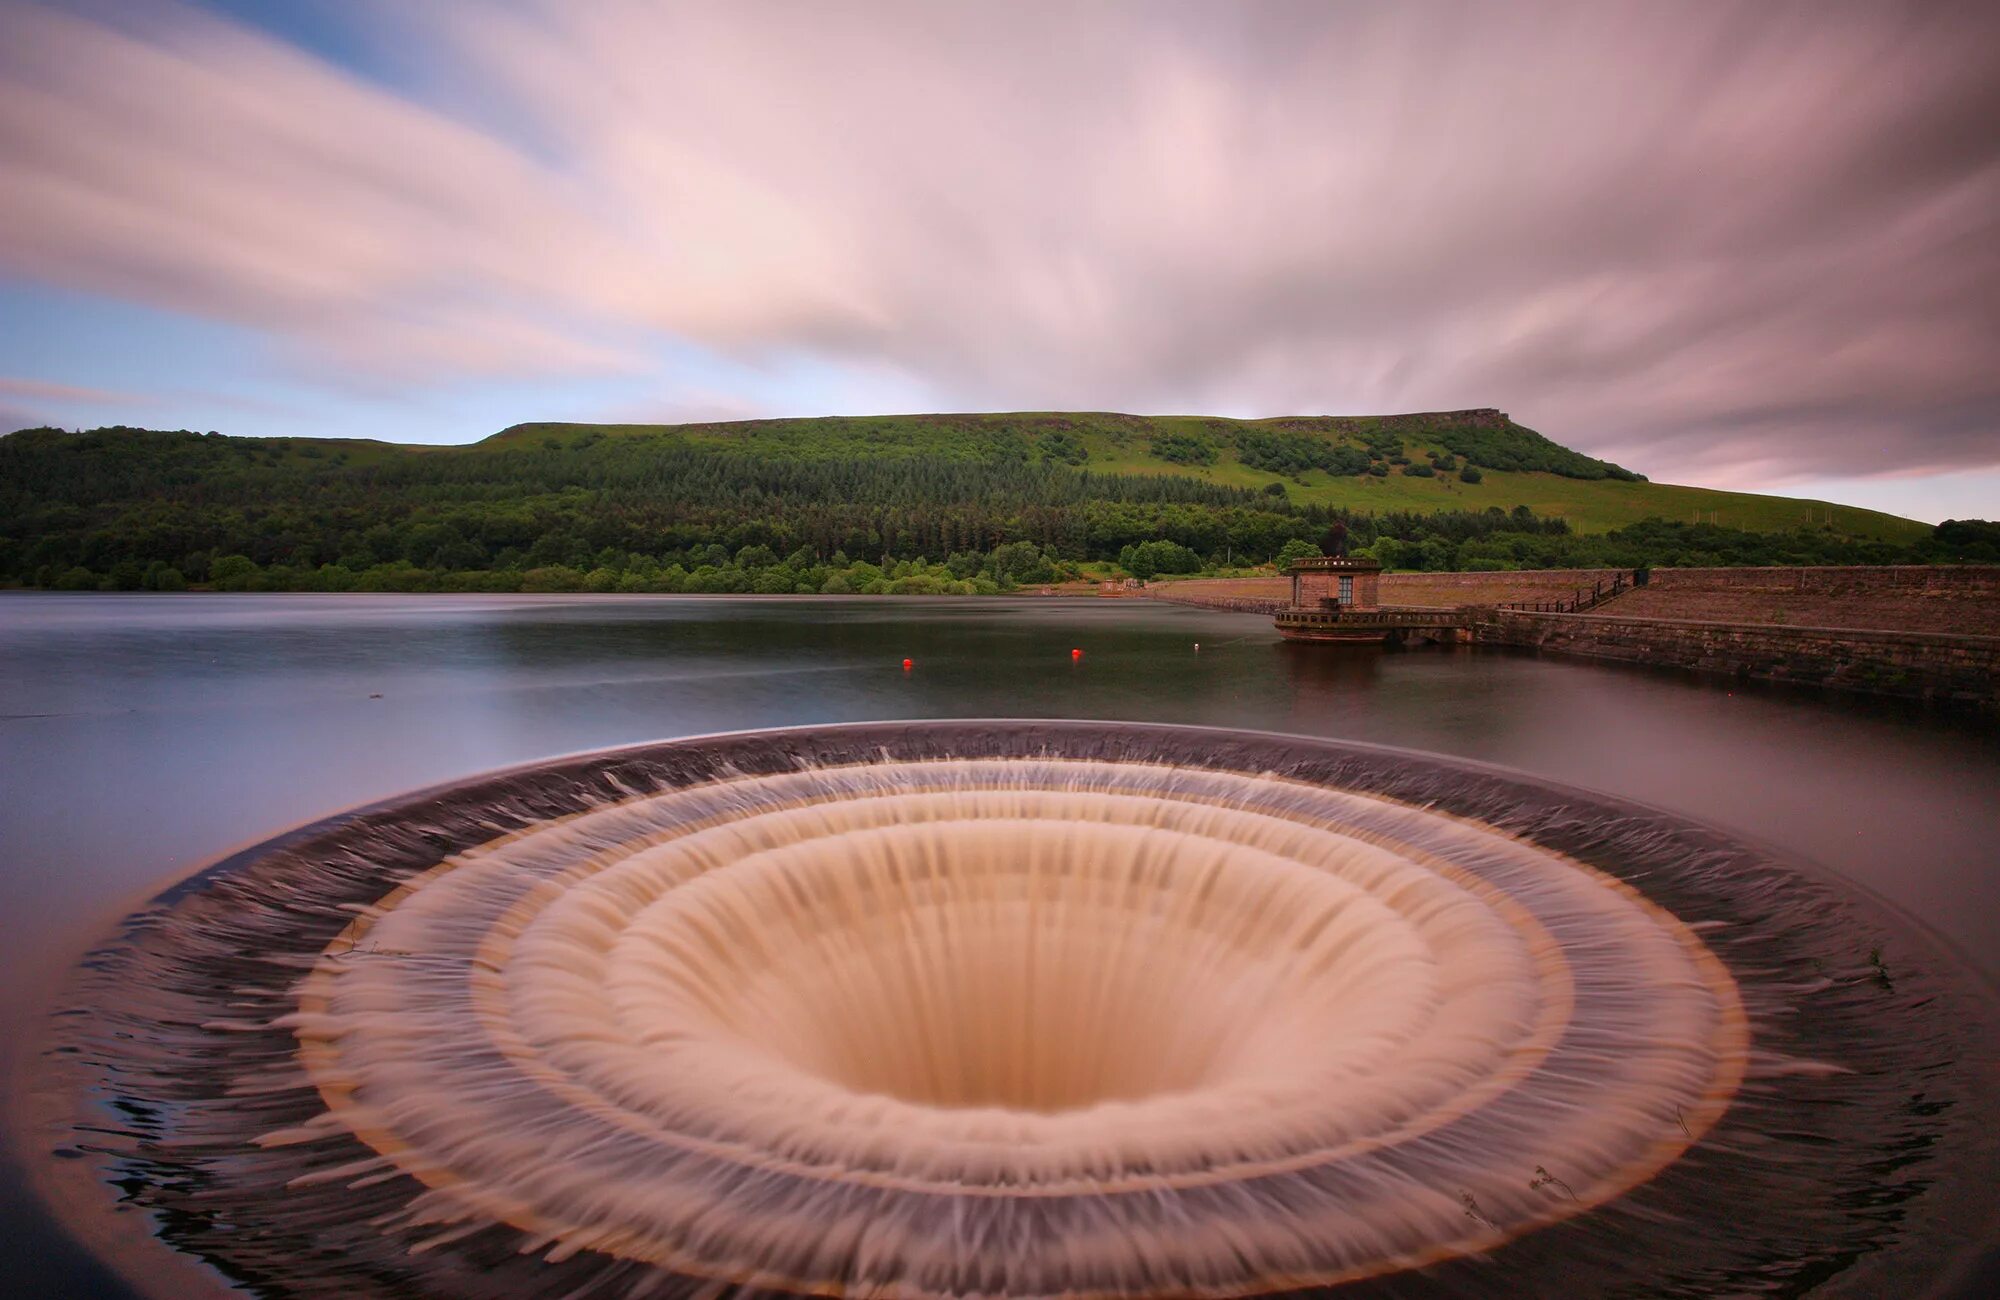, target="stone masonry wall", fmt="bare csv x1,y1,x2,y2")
1599,565,2000,635
1150,570,1622,610
1478,609,2000,708
1642,565,2000,594
1153,566,2000,629
1141,581,1287,613
1380,569,1627,608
